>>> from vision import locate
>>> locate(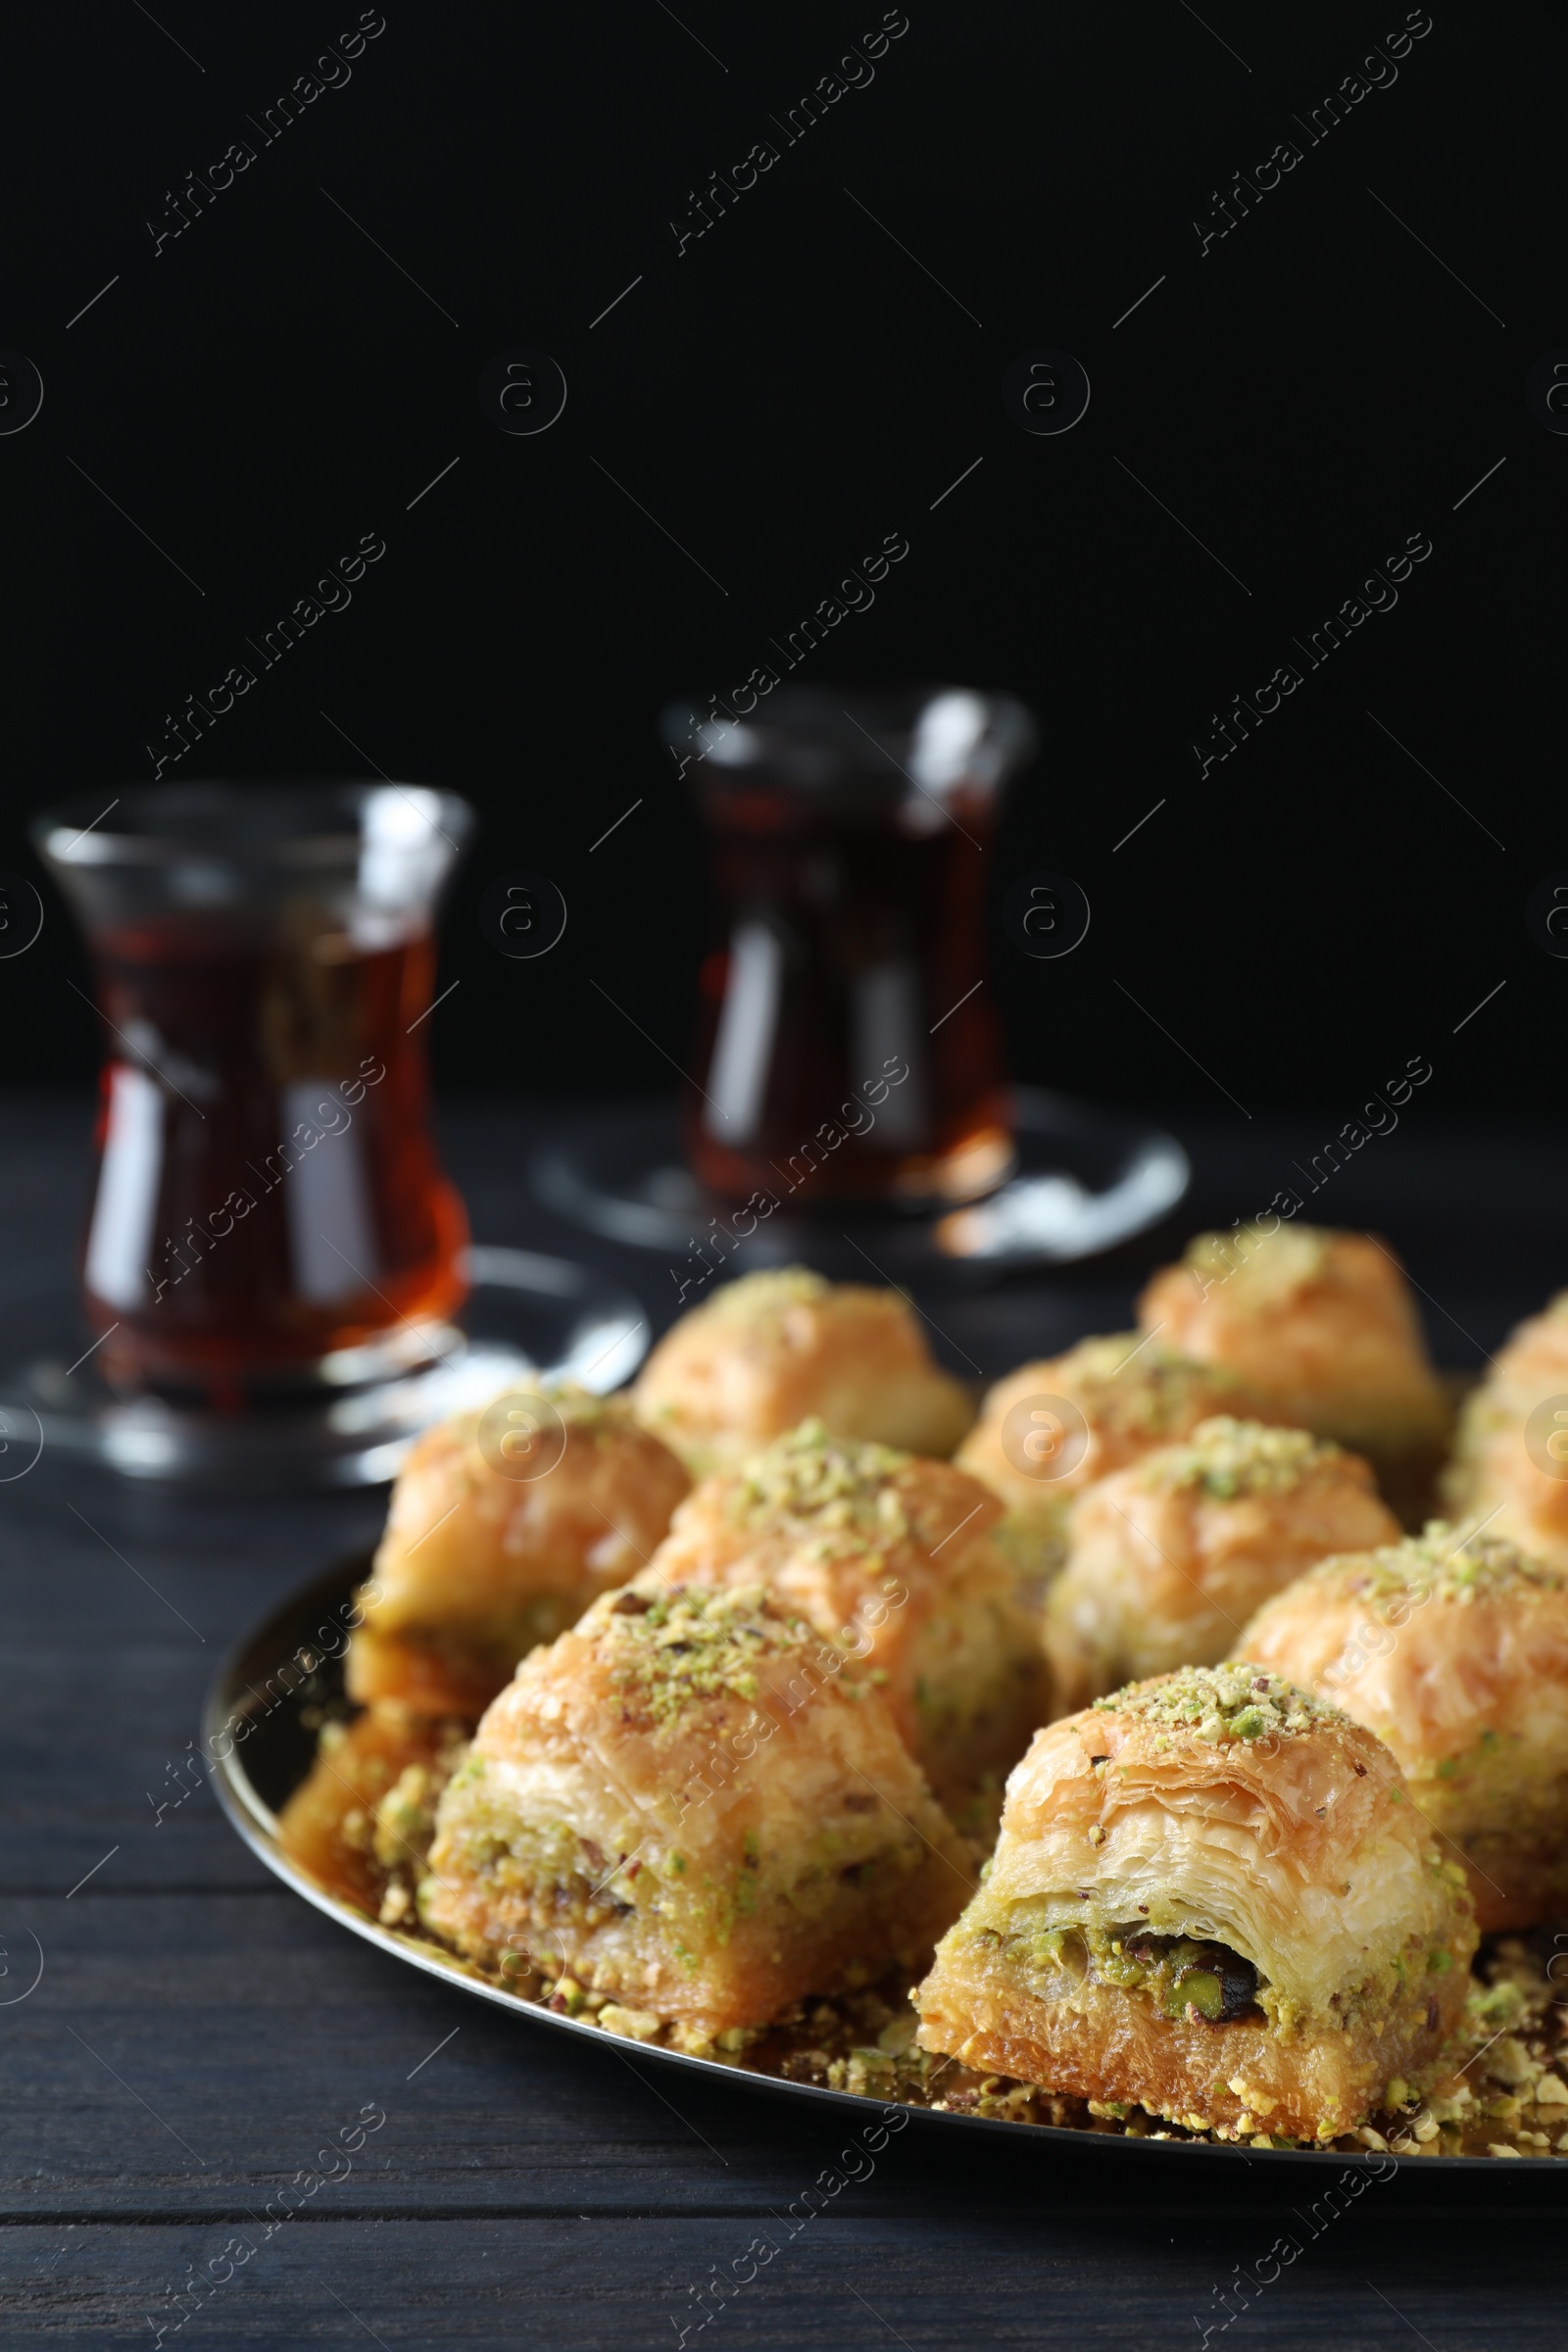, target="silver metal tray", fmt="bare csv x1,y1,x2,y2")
207,1558,1543,2171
